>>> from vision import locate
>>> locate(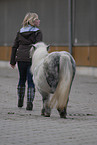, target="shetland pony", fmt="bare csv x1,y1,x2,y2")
30,42,76,118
